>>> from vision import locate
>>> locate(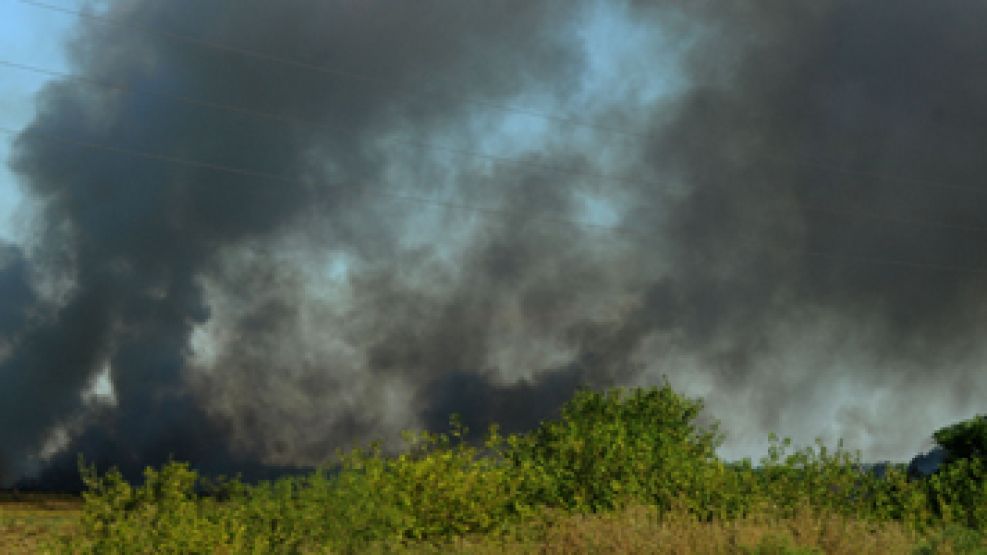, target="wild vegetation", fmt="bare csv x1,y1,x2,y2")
15,384,987,553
